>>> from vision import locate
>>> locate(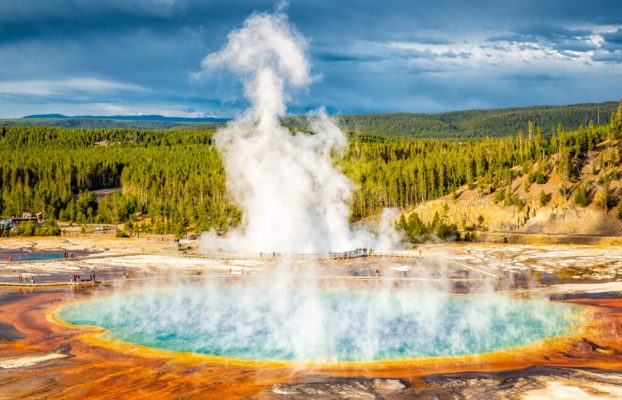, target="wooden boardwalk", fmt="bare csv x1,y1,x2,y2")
0,273,494,288
0,248,500,287
0,249,417,264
